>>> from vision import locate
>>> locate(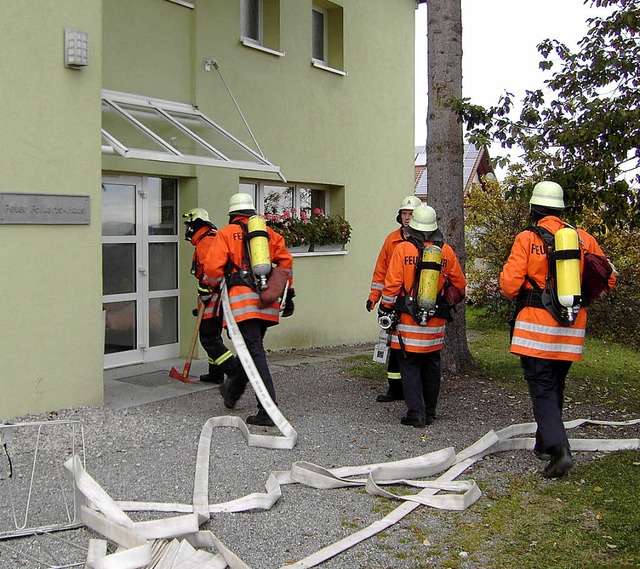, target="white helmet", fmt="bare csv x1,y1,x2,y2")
409,204,438,232
182,208,210,223
529,181,565,209
228,193,256,214
398,195,422,214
